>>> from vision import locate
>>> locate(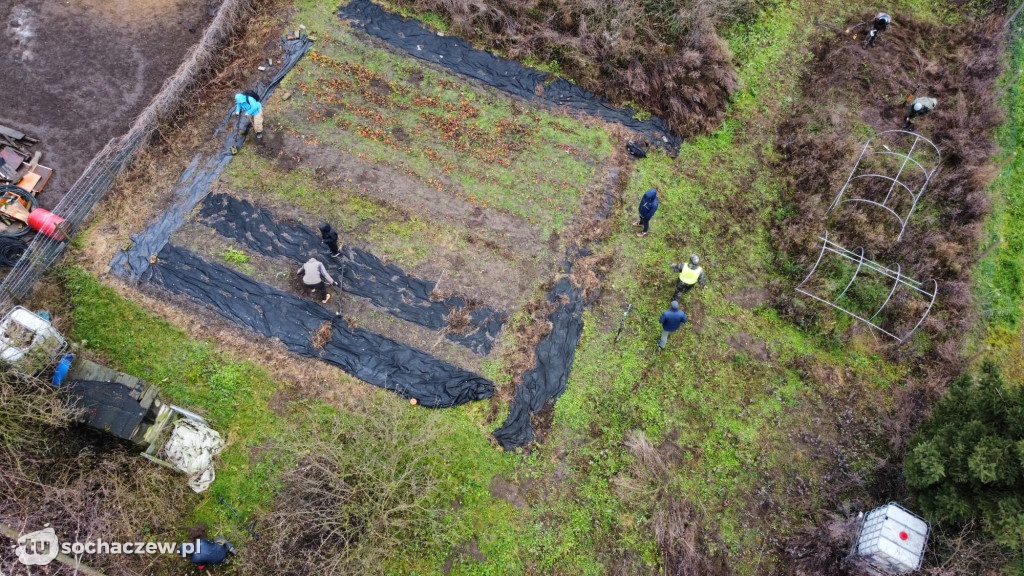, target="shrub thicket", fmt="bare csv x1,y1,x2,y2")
388,0,751,136
905,361,1024,546
242,400,451,575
